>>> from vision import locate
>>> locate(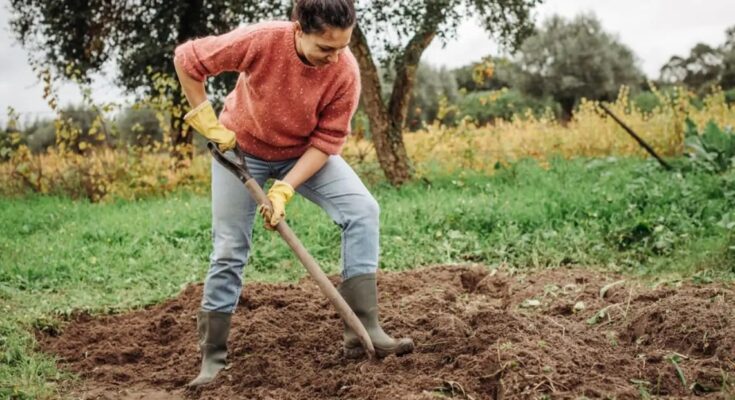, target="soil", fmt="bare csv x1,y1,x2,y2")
37,265,735,399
